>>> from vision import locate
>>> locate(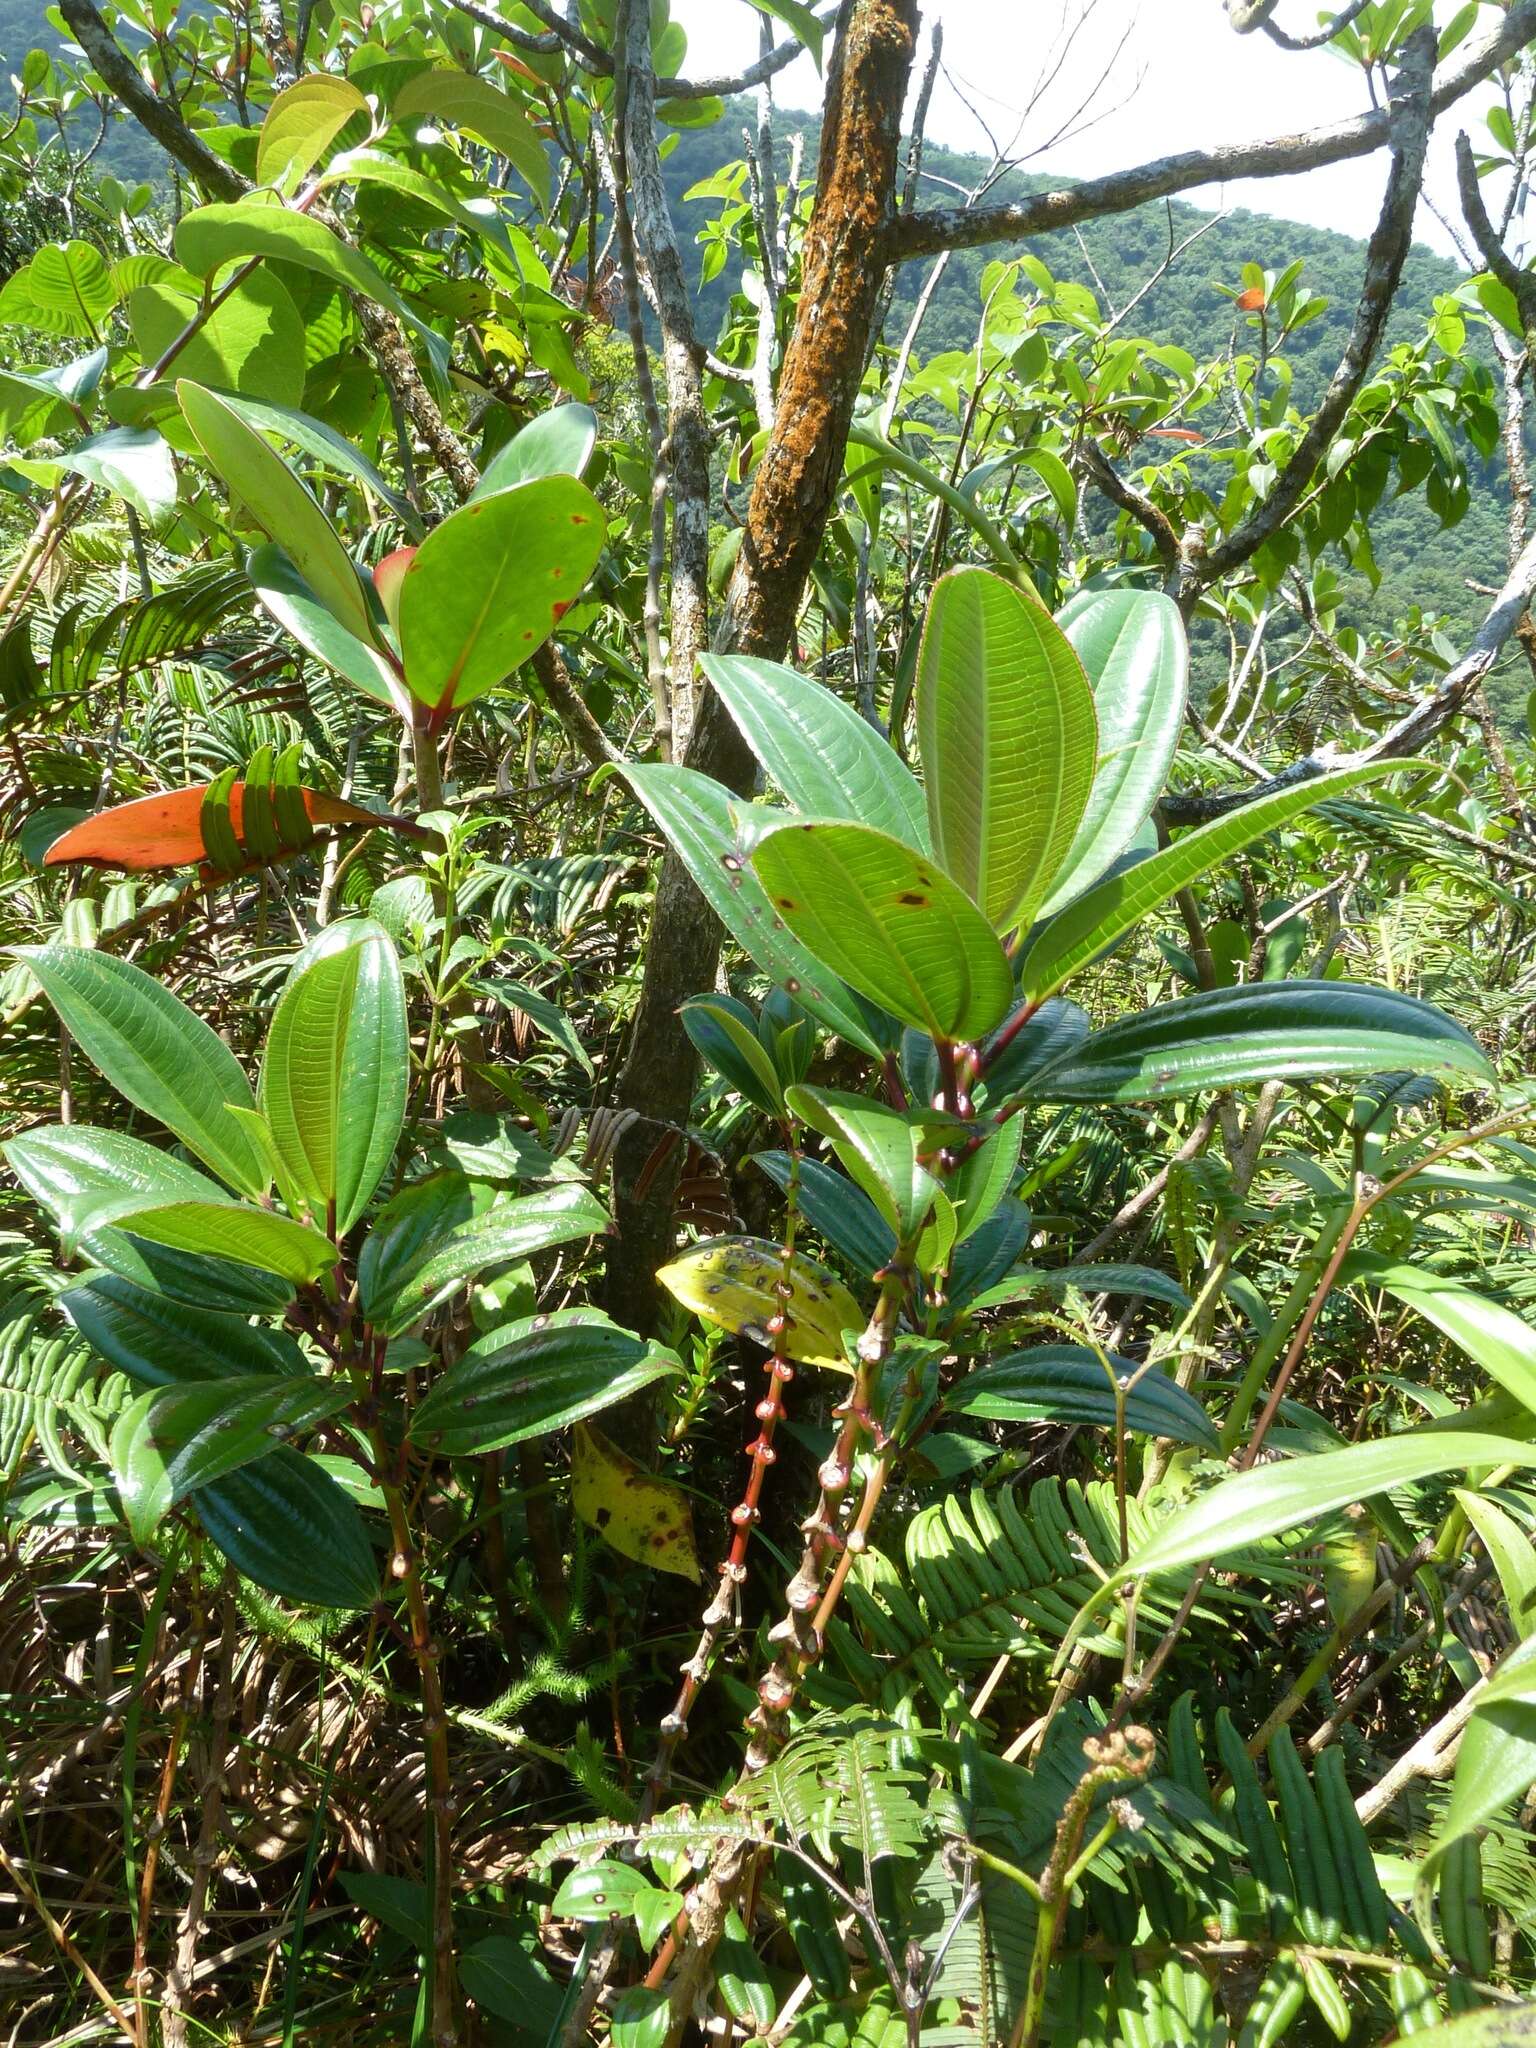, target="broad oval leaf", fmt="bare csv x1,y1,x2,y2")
1126,1430,1536,1580
615,764,881,1054
61,428,177,526
10,946,265,1194
257,73,368,191
178,380,378,645
130,269,305,409
195,1446,377,1607
411,1309,682,1454
657,1236,862,1369
360,1181,610,1334
62,1272,306,1386
3,1123,224,1251
110,1200,335,1285
1018,759,1433,1002
750,820,1014,1042
1038,588,1188,916
1023,981,1492,1104
110,1374,350,1541
473,402,598,501
915,566,1098,934
945,1347,1219,1450
397,476,605,717
174,200,412,324
700,653,929,850
259,920,408,1234
393,68,552,207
